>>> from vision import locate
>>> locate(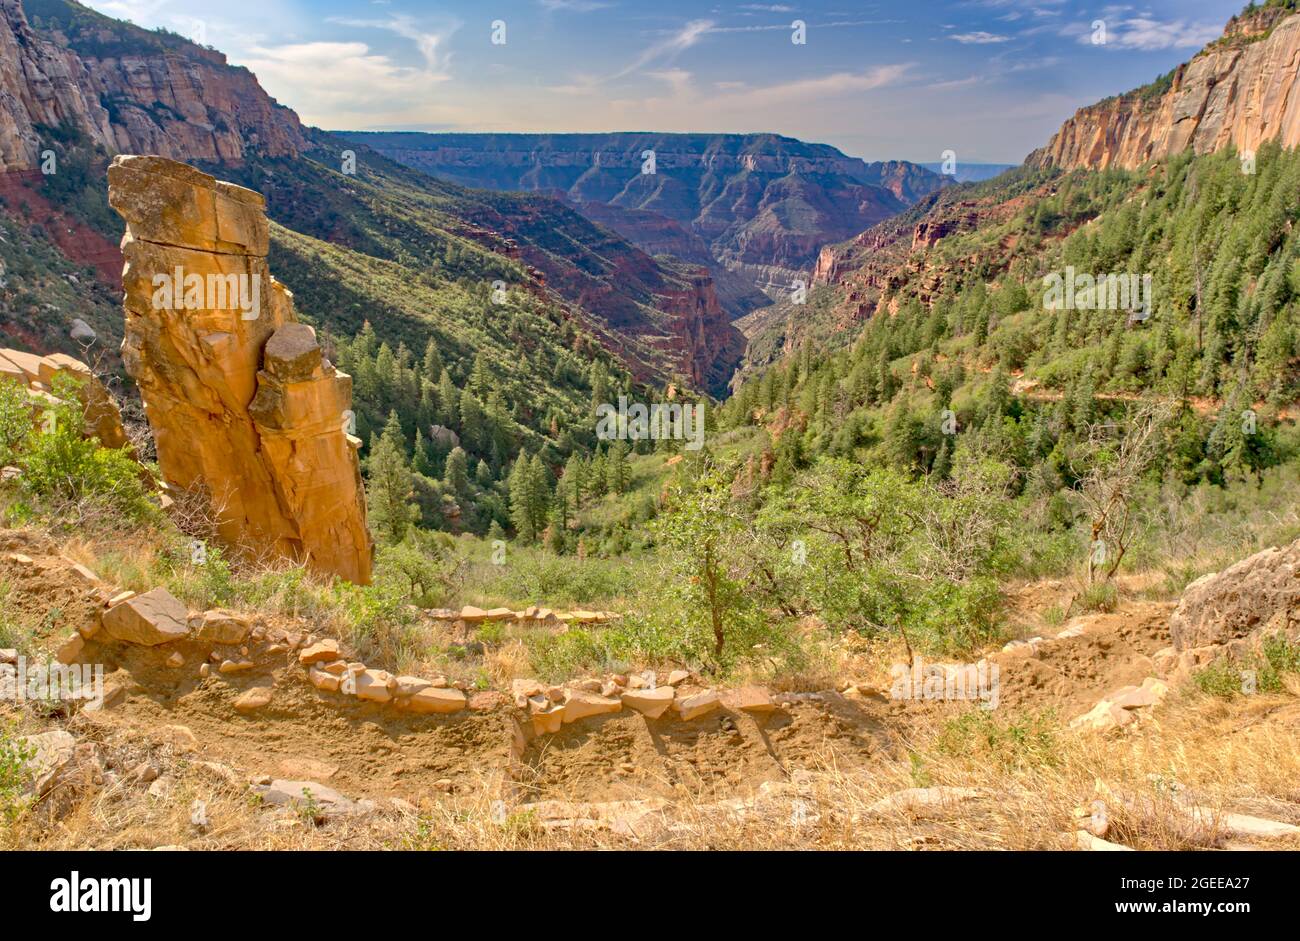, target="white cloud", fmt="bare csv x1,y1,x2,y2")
1108,17,1222,51
610,19,715,79
325,14,458,72
239,41,460,128
538,0,613,12
951,31,1012,44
